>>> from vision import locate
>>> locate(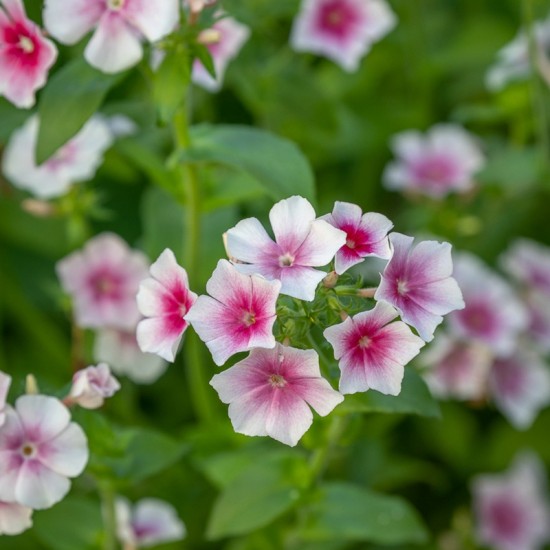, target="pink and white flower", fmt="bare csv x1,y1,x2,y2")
56,232,149,330
0,395,88,509
290,0,397,72
0,501,32,536
136,249,197,363
374,233,464,342
210,344,343,447
321,201,392,274
525,291,550,354
192,15,250,92
2,114,113,199
383,124,485,199
472,452,550,550
226,196,346,301
0,0,57,108
116,497,186,548
448,253,528,357
69,363,121,409
43,0,179,74
323,302,424,395
185,260,280,366
0,371,11,427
